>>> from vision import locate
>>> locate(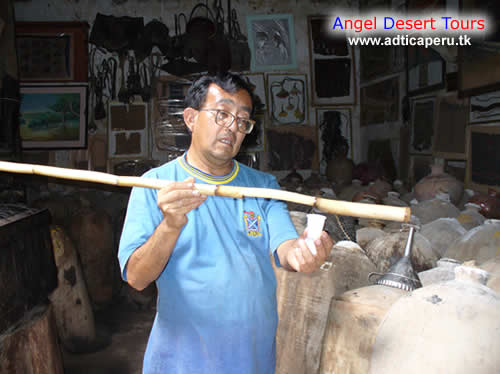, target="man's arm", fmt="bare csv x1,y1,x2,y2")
276,231,333,273
125,177,206,290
